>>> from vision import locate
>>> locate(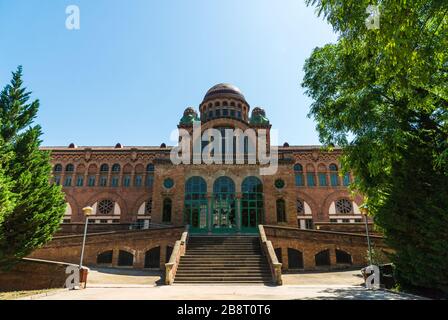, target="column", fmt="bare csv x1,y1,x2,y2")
207,194,213,233
236,193,242,232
